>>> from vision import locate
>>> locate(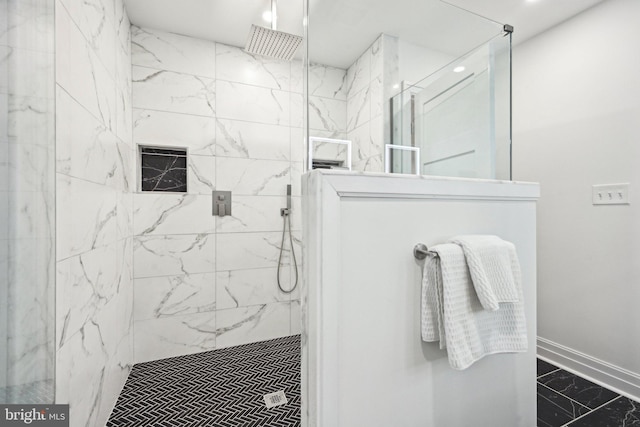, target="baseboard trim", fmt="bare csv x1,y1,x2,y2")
537,337,640,402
